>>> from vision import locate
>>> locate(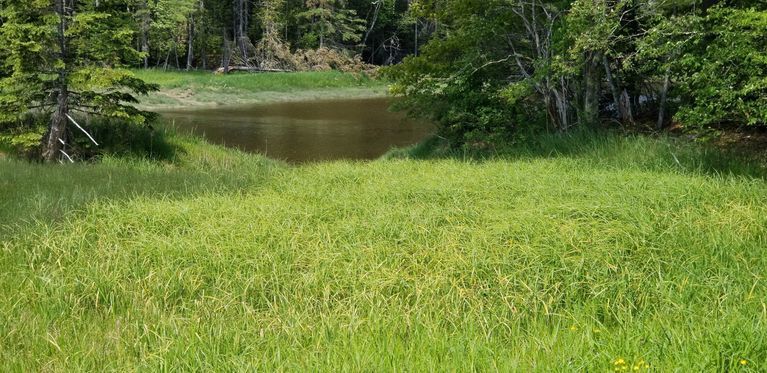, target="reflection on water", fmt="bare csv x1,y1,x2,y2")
160,97,433,163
